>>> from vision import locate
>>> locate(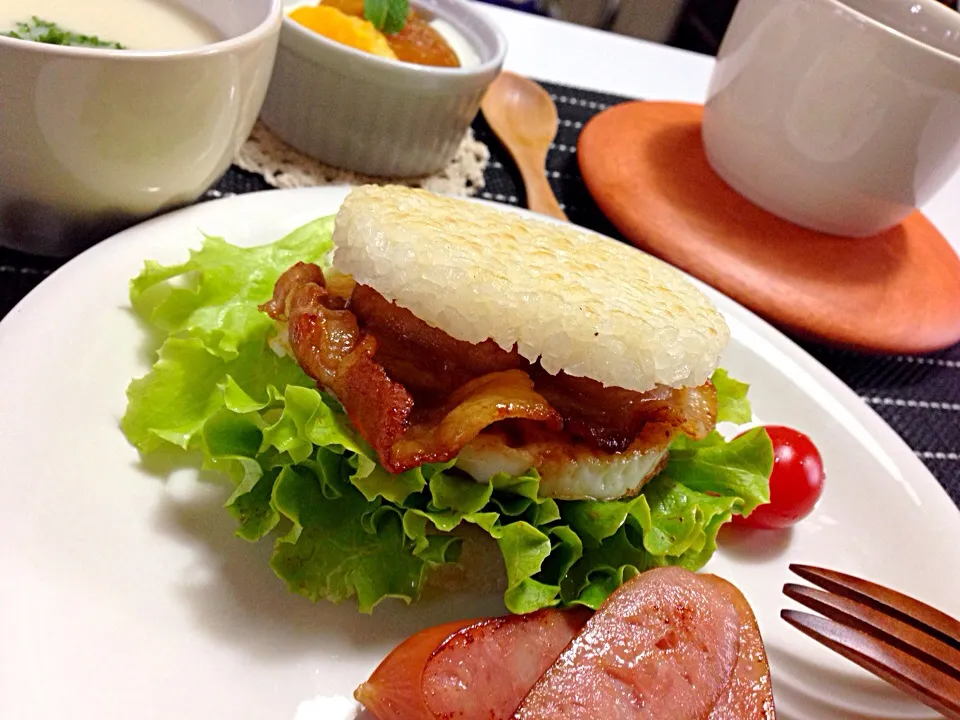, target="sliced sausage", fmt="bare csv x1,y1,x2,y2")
514,566,741,720
355,608,591,720
356,618,476,720
423,607,592,719
703,576,777,720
